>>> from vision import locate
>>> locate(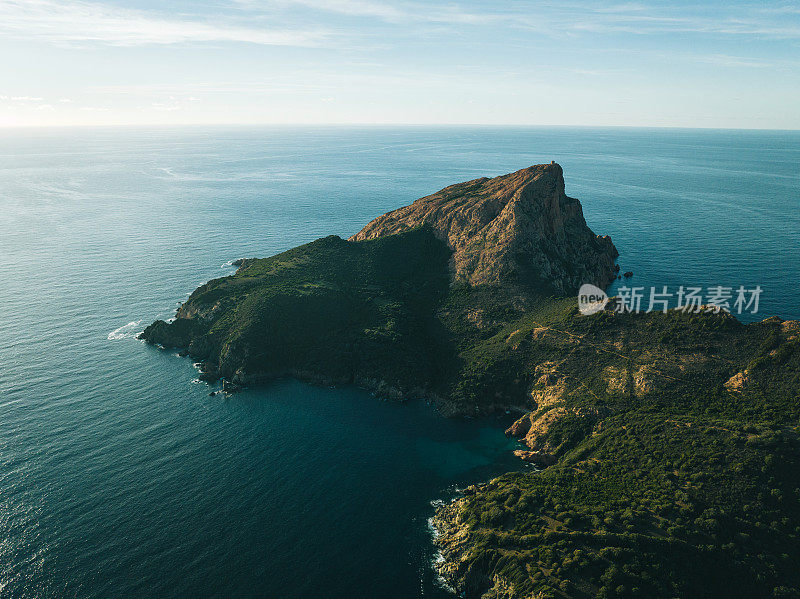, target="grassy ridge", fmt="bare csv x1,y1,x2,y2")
142,226,457,396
